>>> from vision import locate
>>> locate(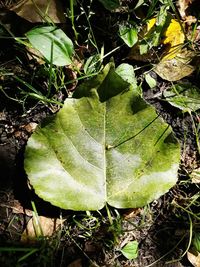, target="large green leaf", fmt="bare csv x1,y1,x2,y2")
24,63,180,211
26,26,74,66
